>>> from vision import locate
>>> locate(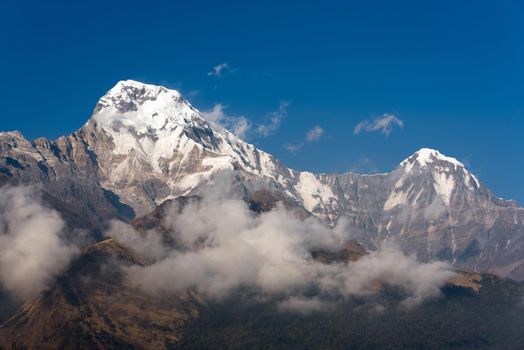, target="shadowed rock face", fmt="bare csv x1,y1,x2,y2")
1,81,524,280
